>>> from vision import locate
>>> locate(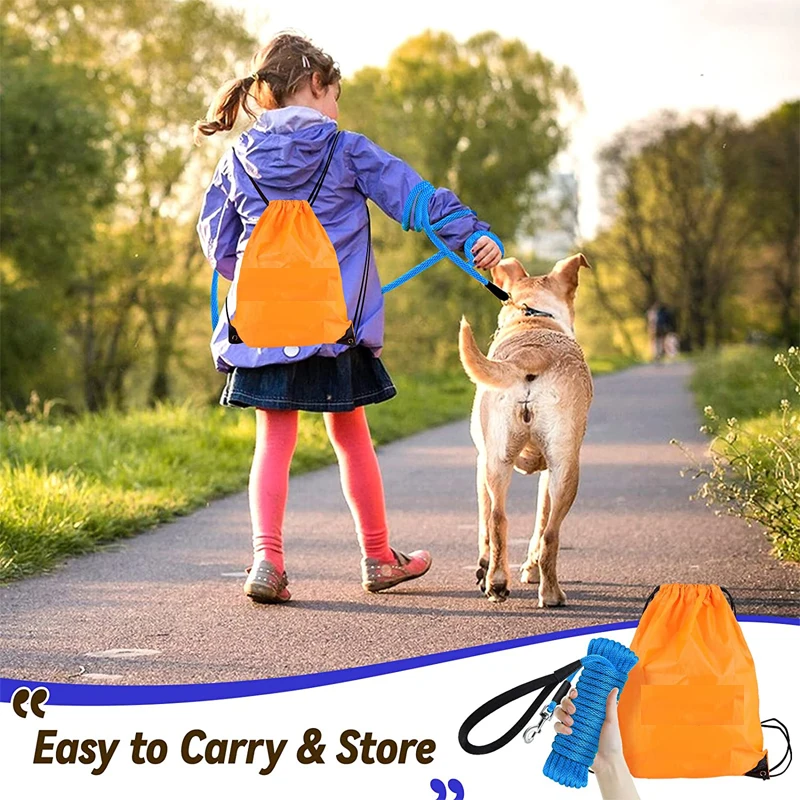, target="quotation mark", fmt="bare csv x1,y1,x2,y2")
11,686,49,719
430,778,465,799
